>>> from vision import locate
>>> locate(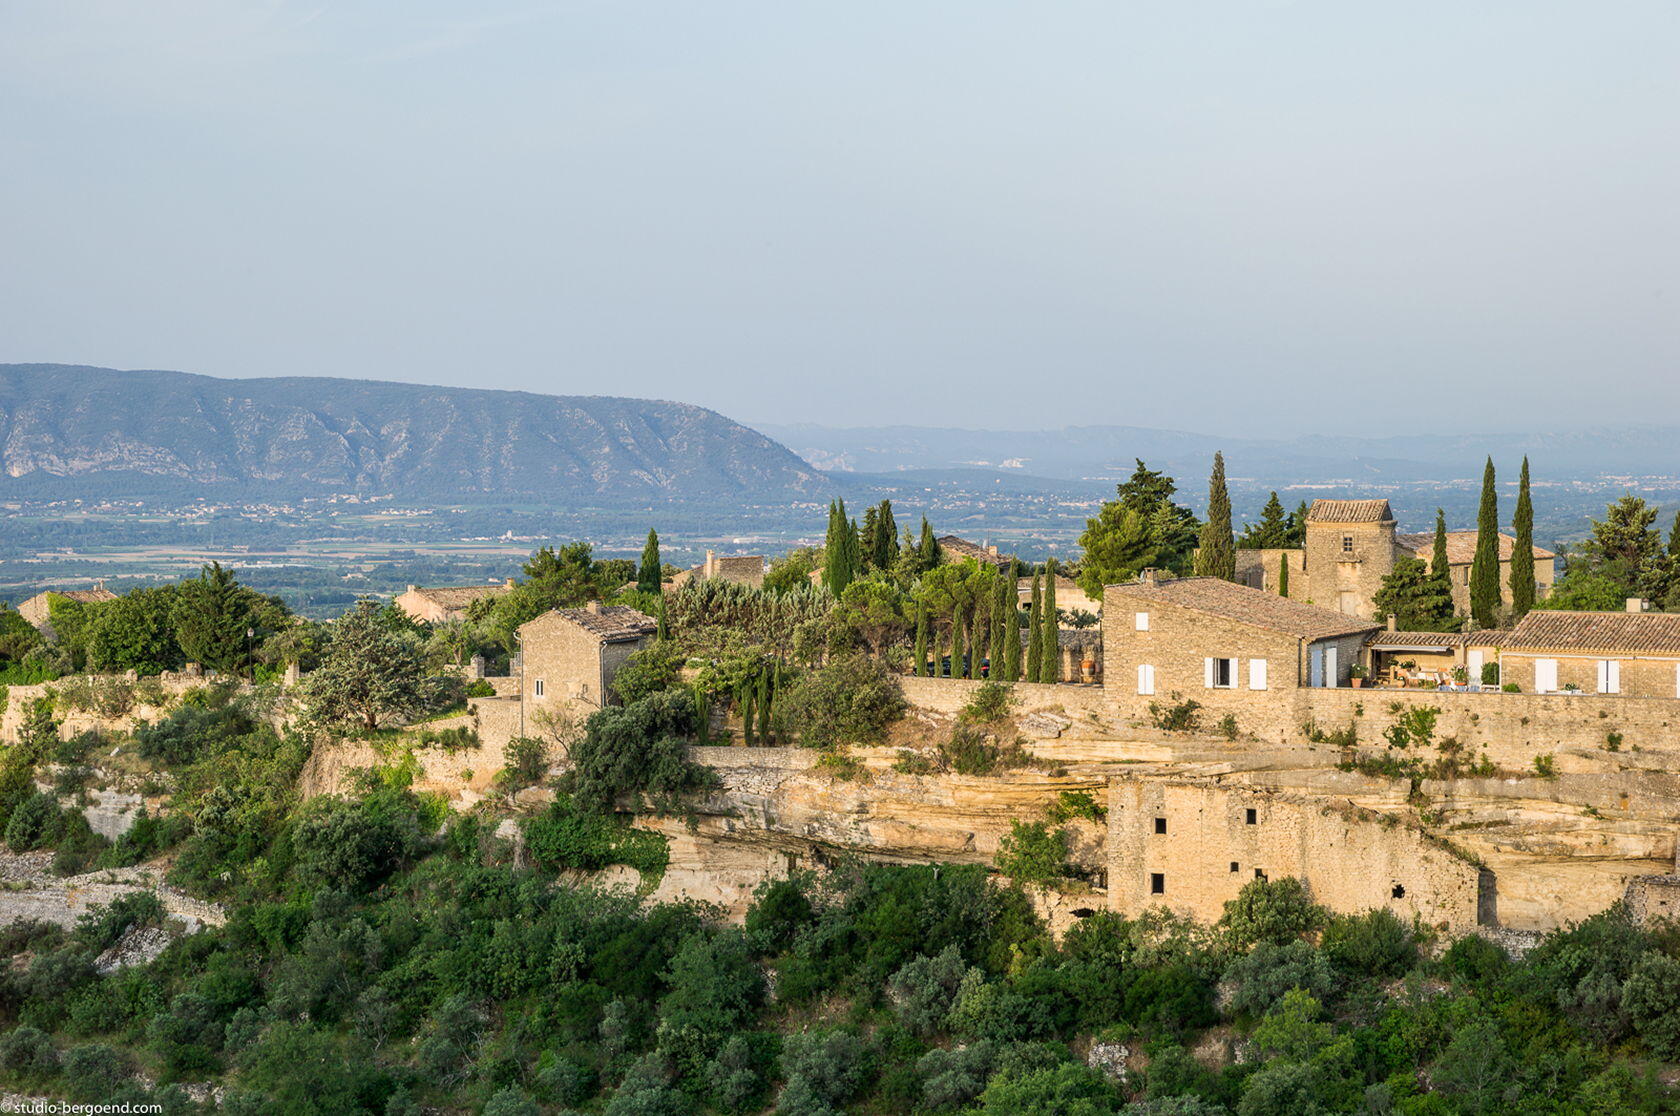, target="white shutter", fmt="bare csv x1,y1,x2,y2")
1249,659,1268,691
1135,612,1150,631
1467,649,1484,676
1535,659,1558,694
1675,662,1680,699
1607,660,1621,694
1204,658,1215,689
1137,664,1155,695
1325,646,1339,688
